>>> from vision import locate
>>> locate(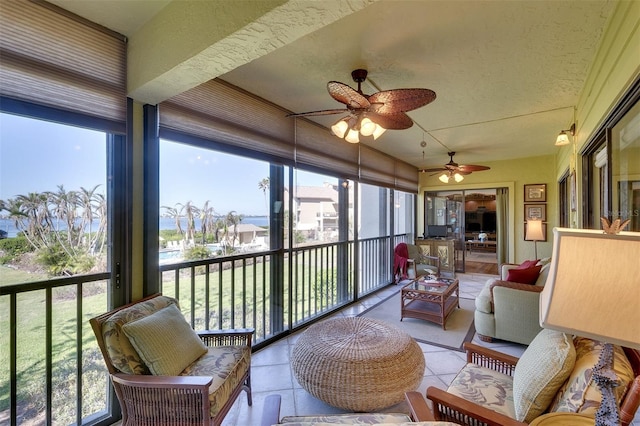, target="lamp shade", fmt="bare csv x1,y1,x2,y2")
555,131,570,146
525,219,544,241
539,228,640,349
